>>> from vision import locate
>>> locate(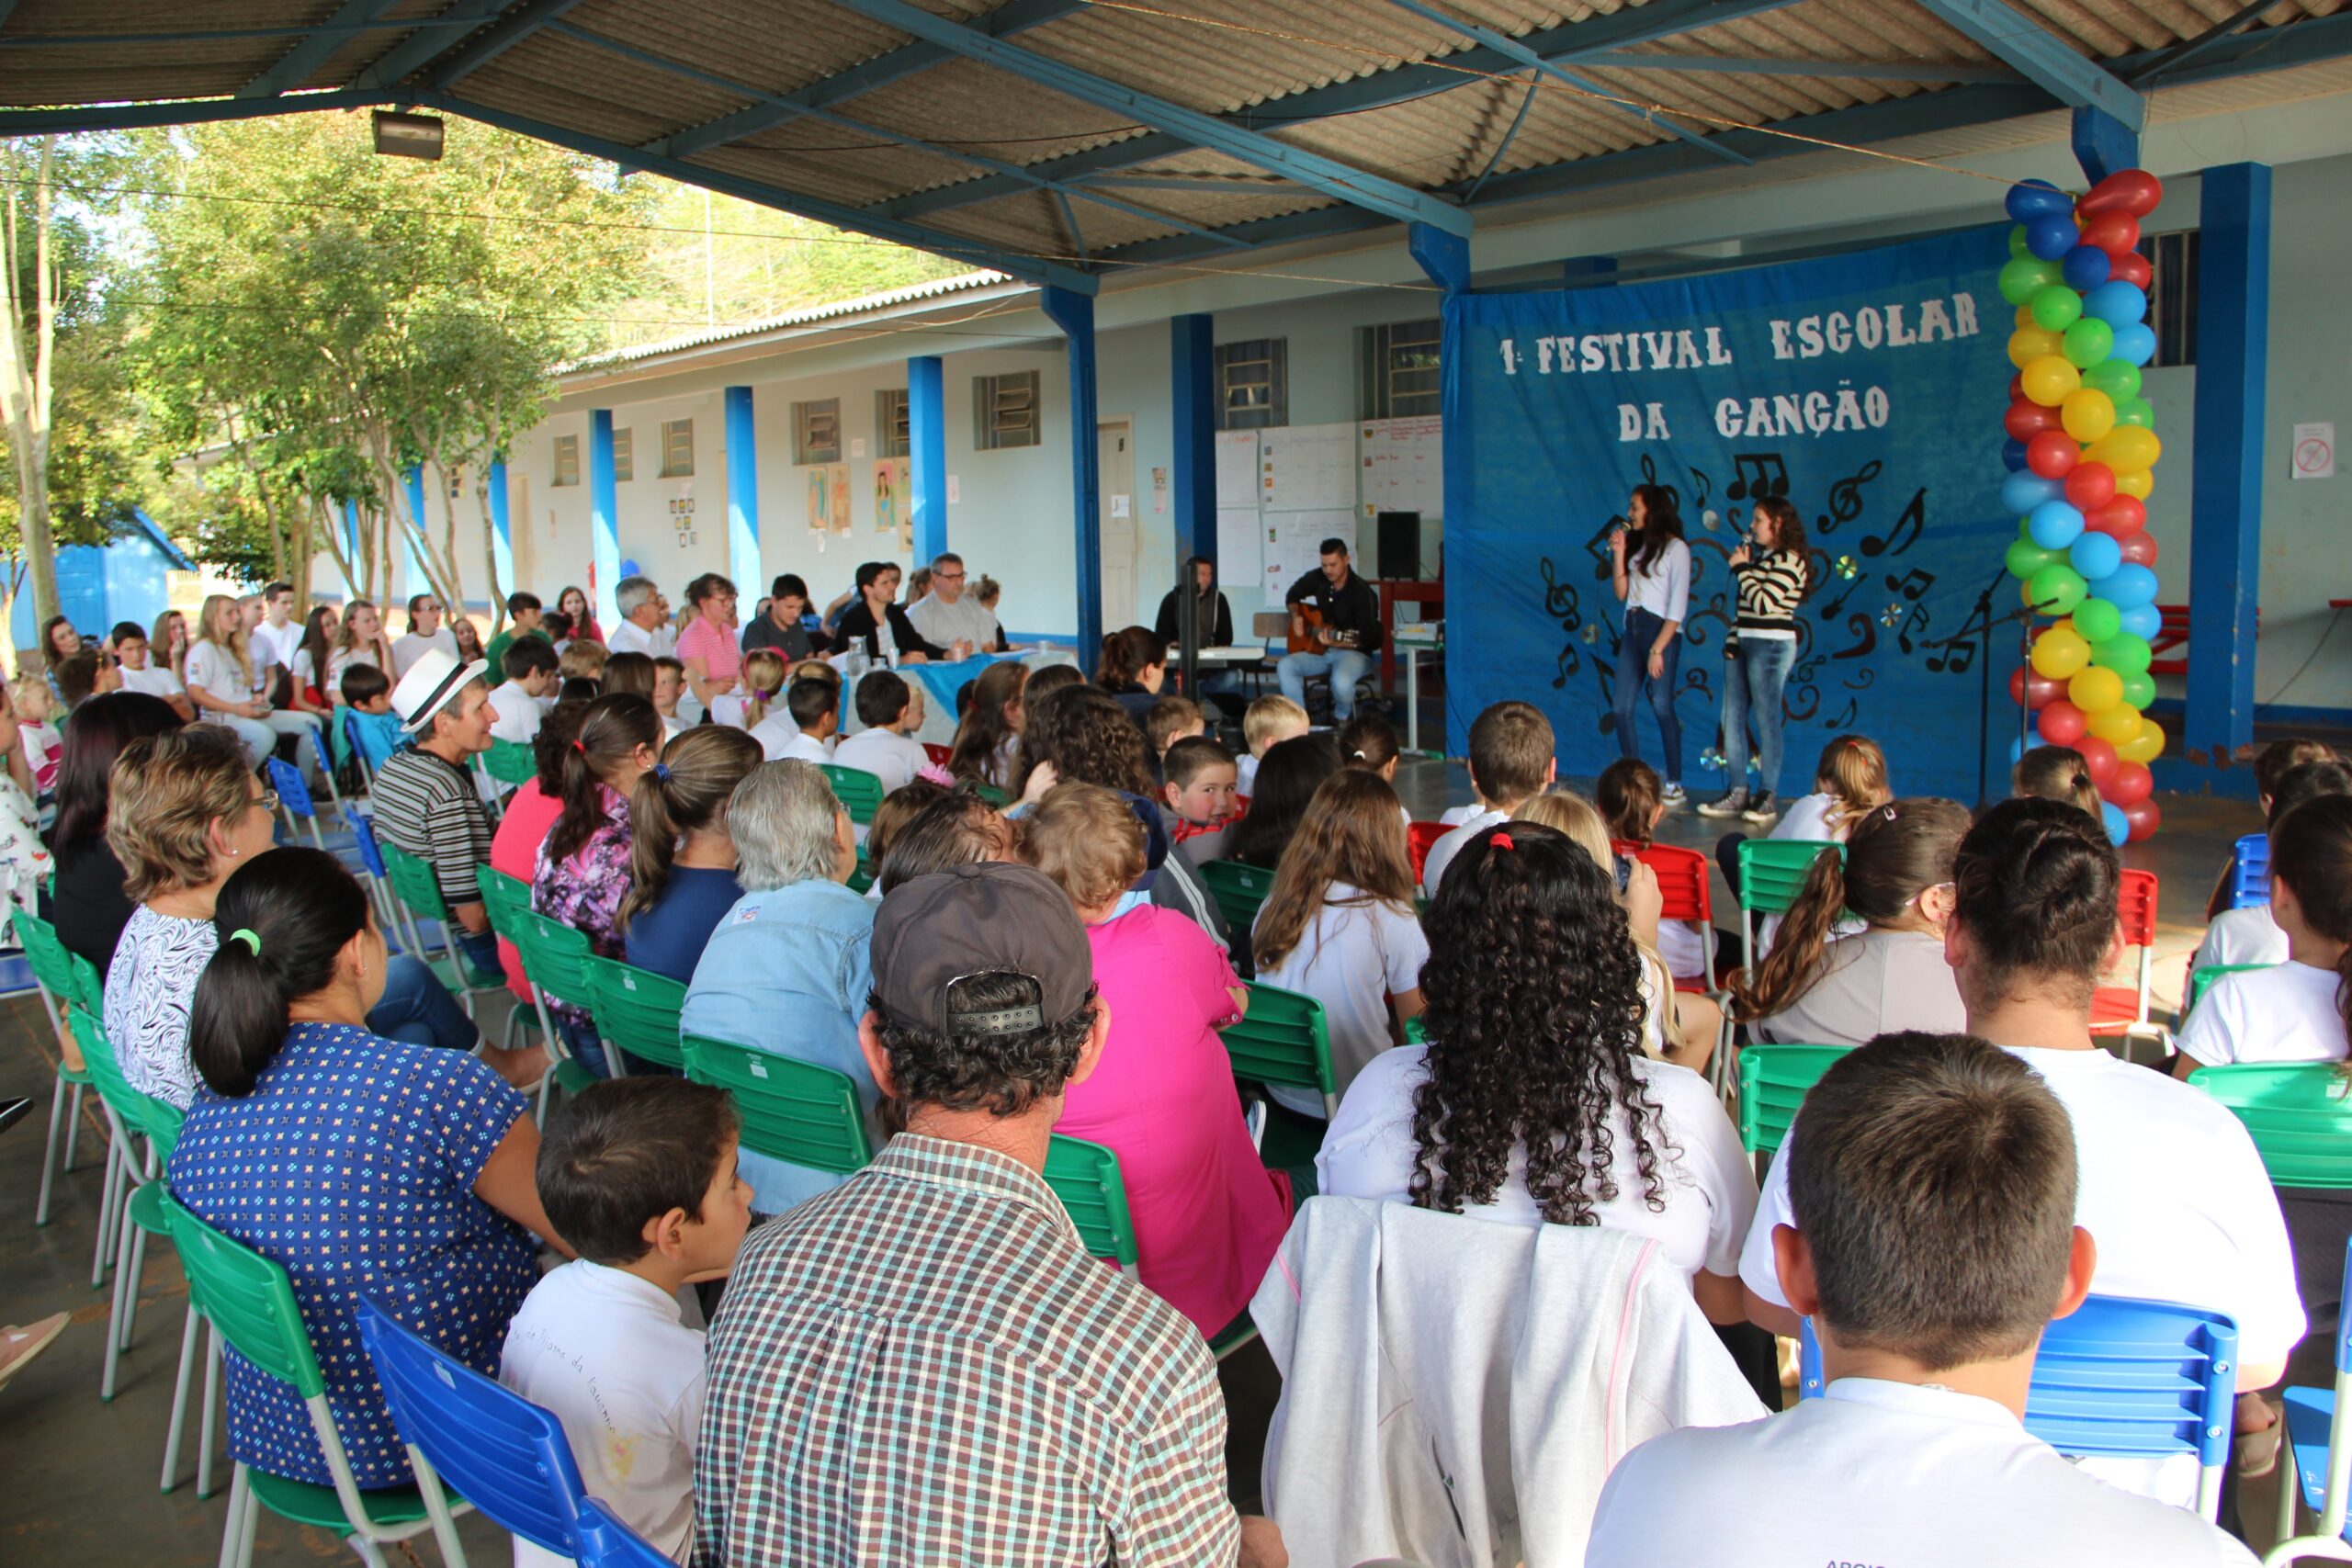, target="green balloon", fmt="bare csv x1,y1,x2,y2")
1999,256,2061,307
2007,538,2064,581
2081,359,2142,402
2120,670,2156,709
2028,562,2088,616
2114,397,2155,429
2071,597,2122,644
2009,224,2033,259
2090,634,2154,676
2030,284,2083,332
2062,317,2115,369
